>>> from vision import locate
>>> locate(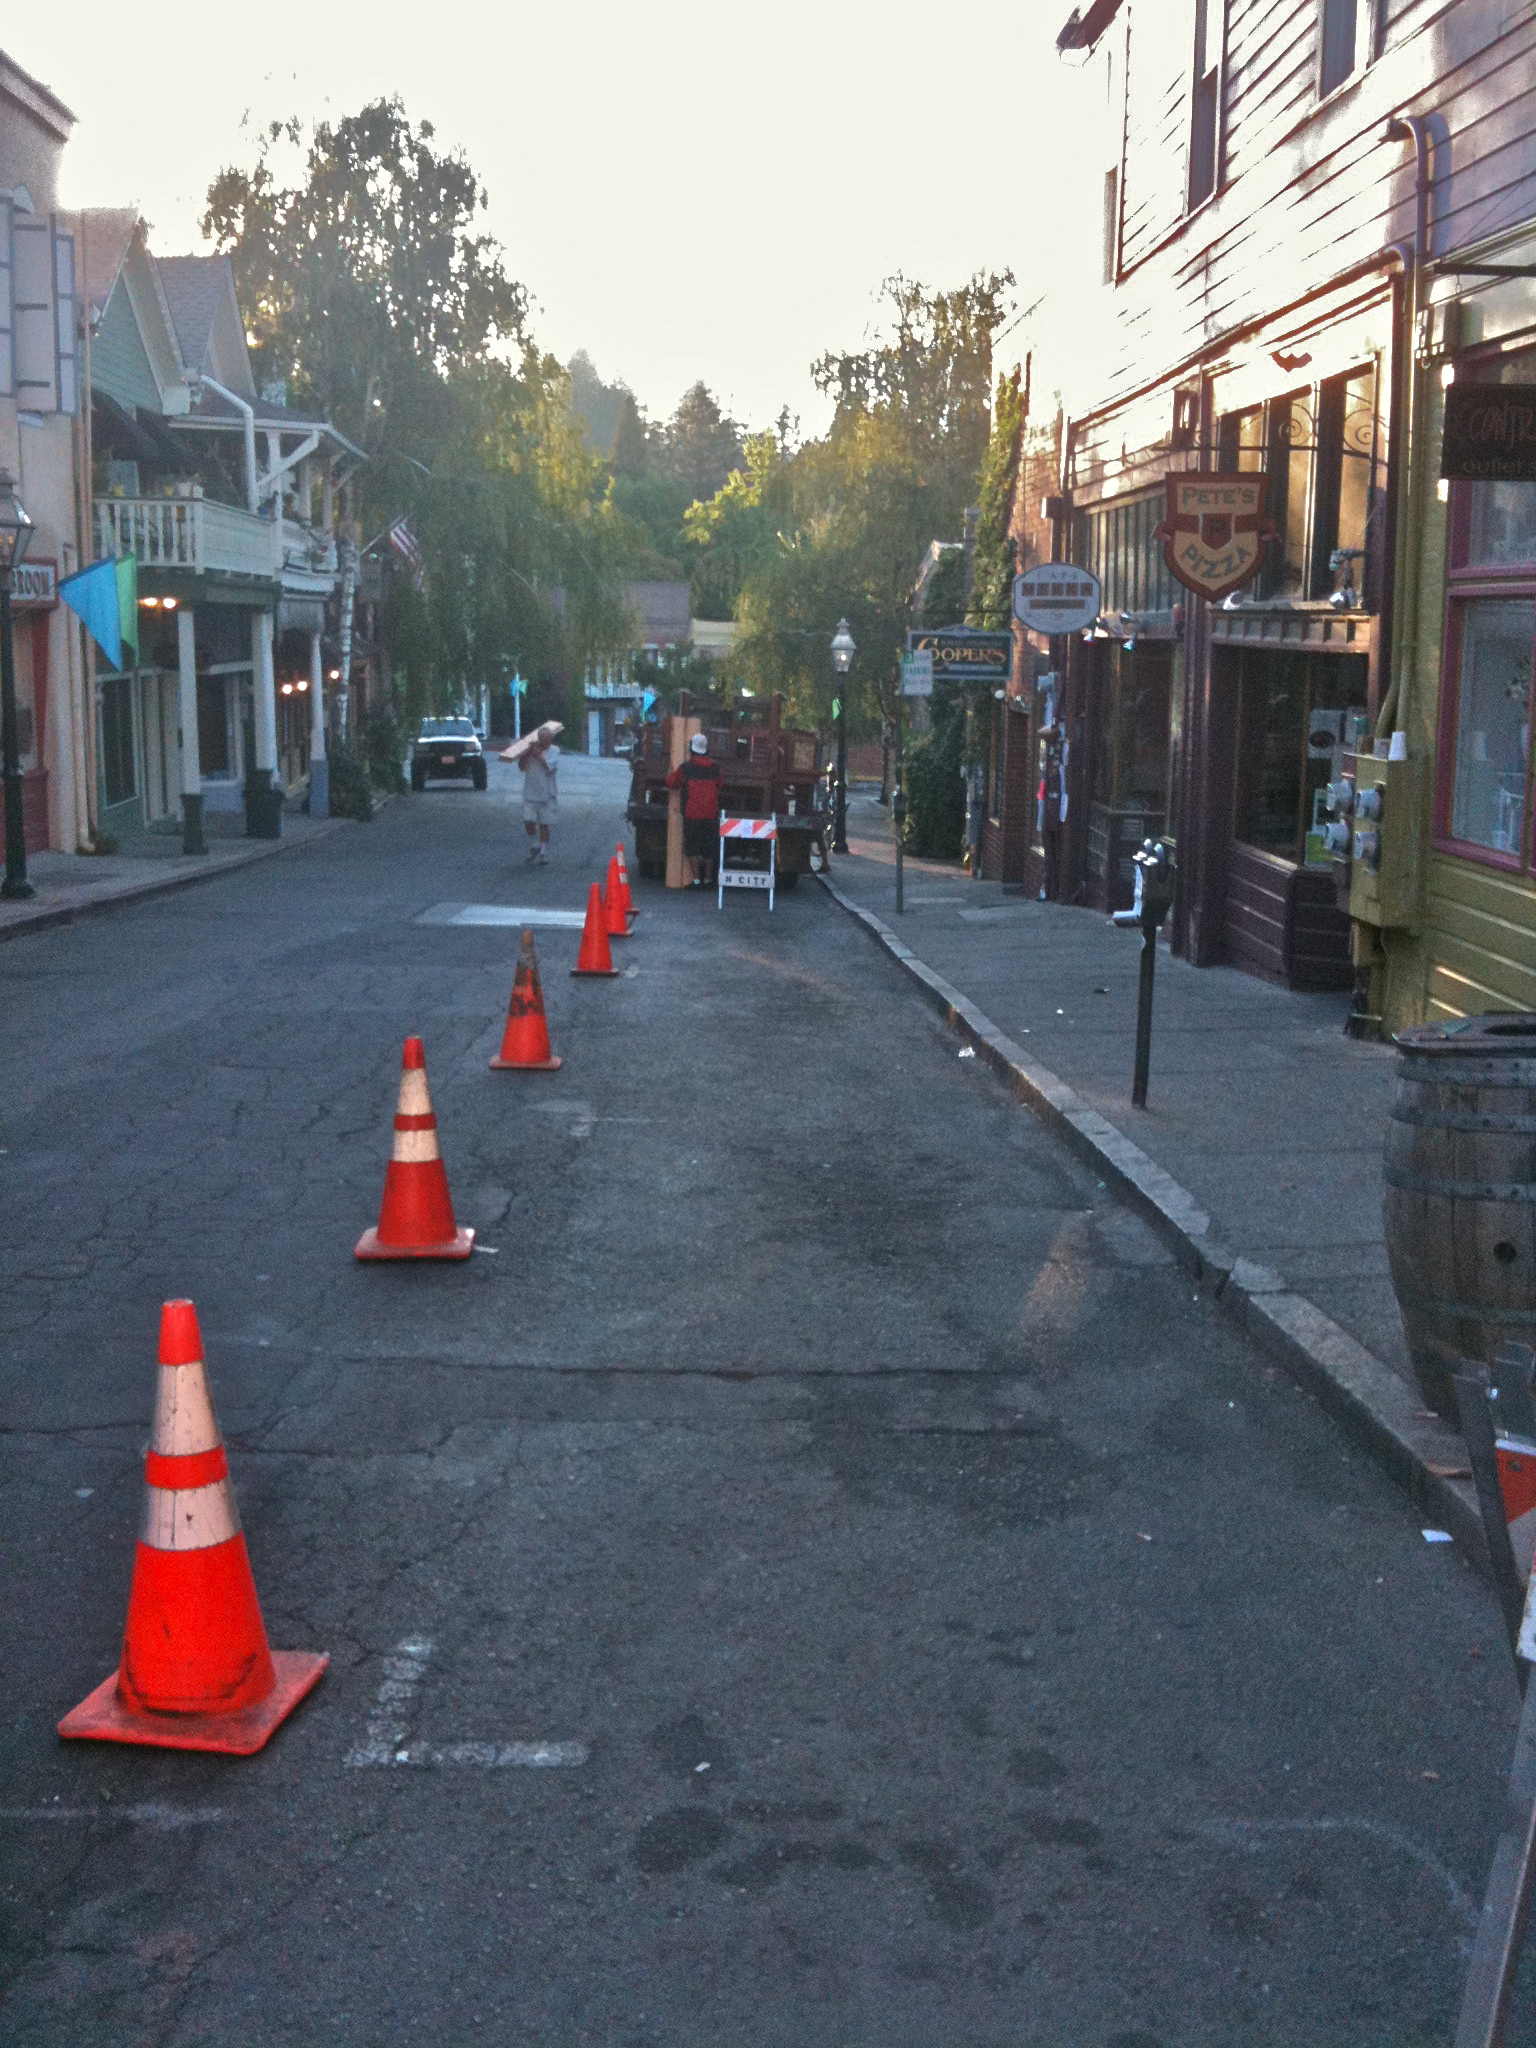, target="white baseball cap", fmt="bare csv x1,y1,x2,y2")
689,733,709,755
